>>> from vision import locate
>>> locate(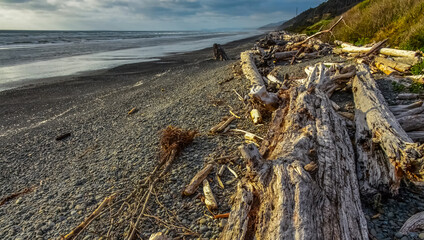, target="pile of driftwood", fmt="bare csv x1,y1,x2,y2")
215,30,424,239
